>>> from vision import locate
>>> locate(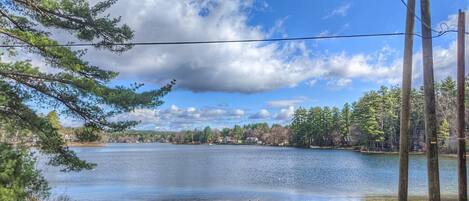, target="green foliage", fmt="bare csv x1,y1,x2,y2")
170,123,291,146
106,130,176,143
221,128,231,137
46,111,61,130
233,125,243,142
440,76,456,97
339,103,351,144
291,105,348,147
0,144,49,201
290,77,467,152
291,107,308,146
75,125,102,142
437,119,450,150
203,126,212,143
